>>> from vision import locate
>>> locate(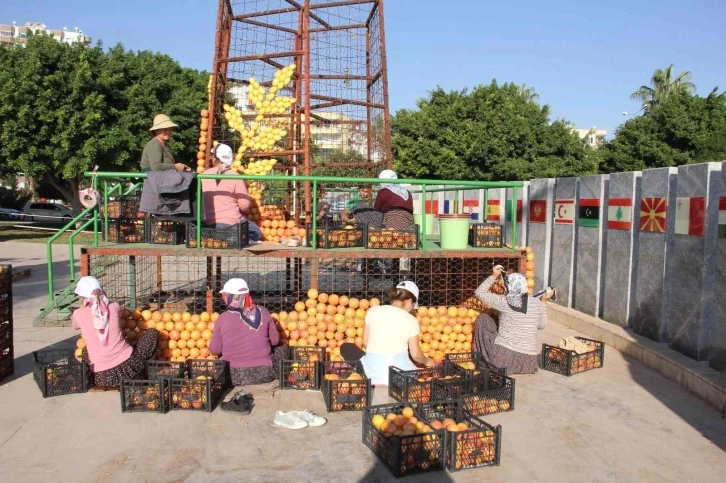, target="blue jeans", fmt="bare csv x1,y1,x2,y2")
216,221,262,242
